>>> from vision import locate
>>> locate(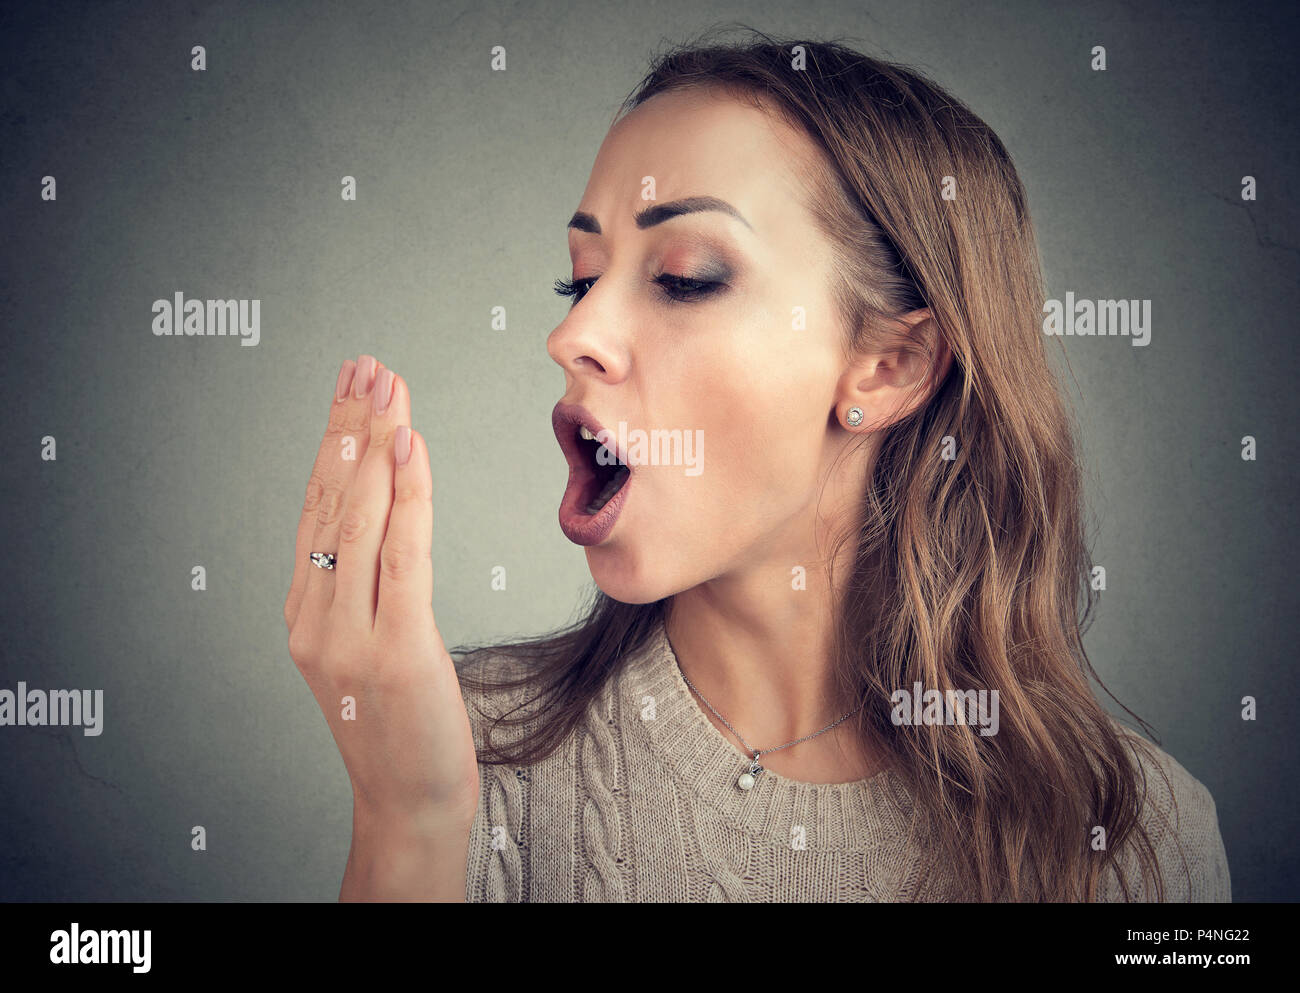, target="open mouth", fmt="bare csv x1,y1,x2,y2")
552,401,635,546
575,424,631,515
